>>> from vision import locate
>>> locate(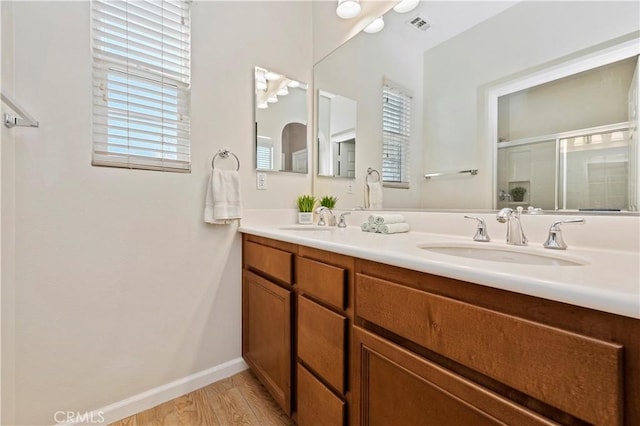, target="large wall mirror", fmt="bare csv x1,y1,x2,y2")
317,90,357,178
312,1,640,213
255,66,308,173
